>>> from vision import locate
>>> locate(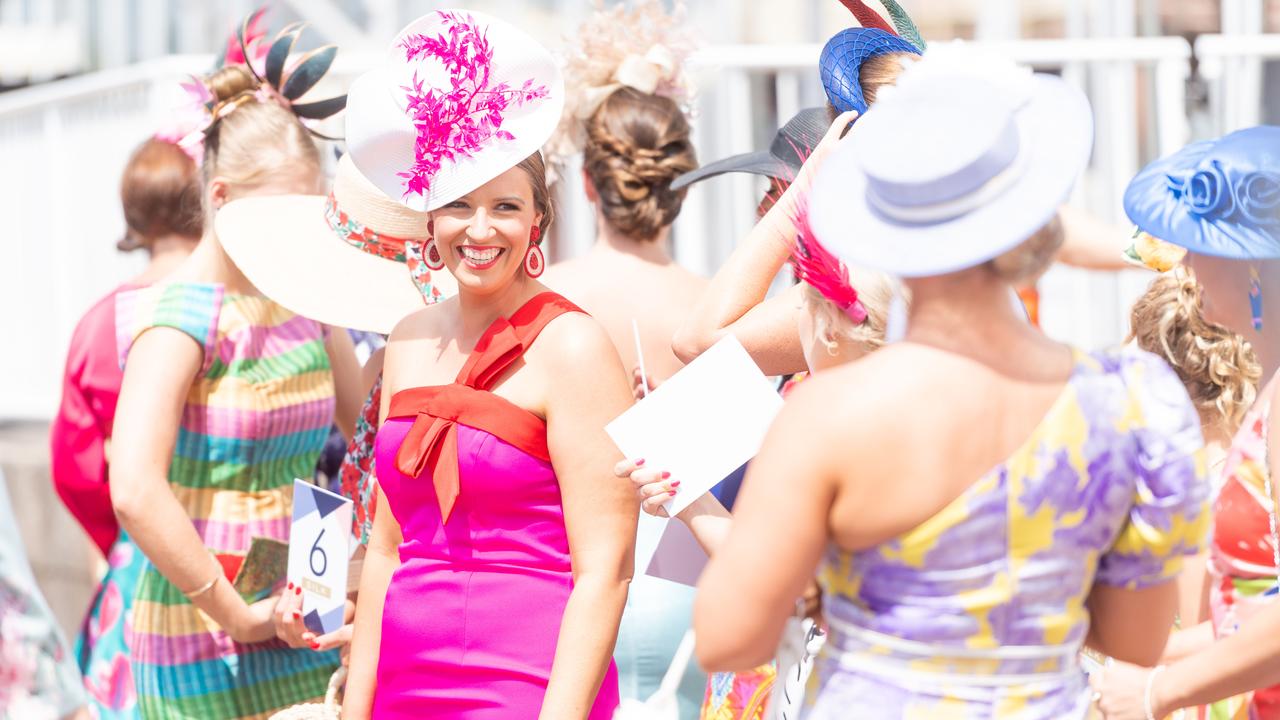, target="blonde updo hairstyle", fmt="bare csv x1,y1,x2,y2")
583,87,698,240
1128,268,1261,437
201,65,321,219
803,267,898,356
